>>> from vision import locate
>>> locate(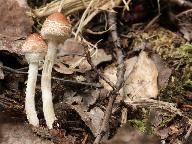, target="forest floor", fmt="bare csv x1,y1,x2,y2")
0,0,192,144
